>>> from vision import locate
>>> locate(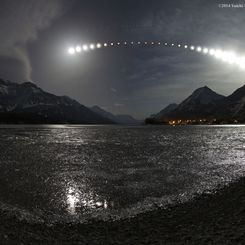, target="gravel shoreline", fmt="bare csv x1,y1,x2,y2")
1,178,245,244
